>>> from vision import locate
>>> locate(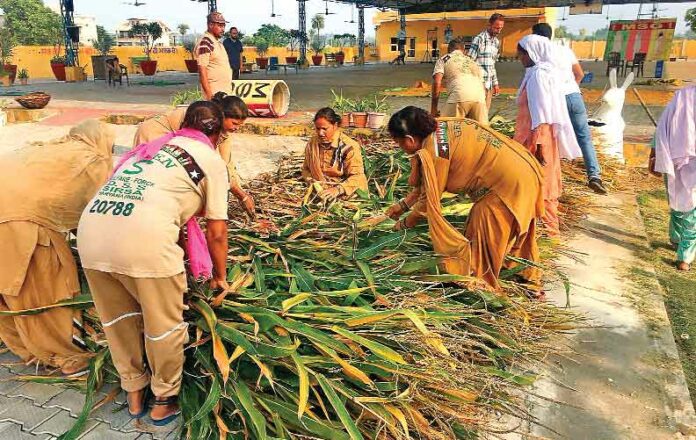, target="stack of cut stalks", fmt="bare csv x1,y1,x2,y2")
12,129,581,440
